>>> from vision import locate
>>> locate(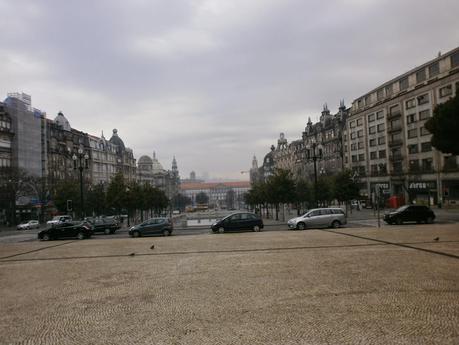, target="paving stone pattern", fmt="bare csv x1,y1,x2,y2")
1,224,458,345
